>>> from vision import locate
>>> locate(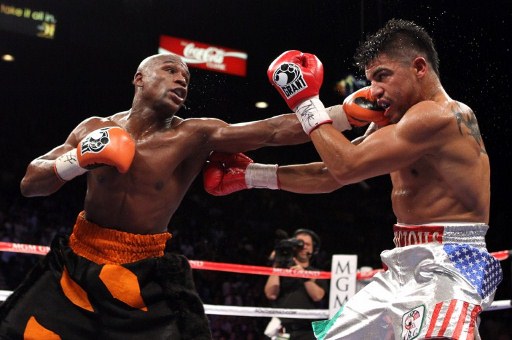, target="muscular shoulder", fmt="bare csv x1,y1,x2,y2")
79,115,112,126
172,116,227,135
69,116,120,141
397,100,461,143
77,113,132,129
396,99,483,159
